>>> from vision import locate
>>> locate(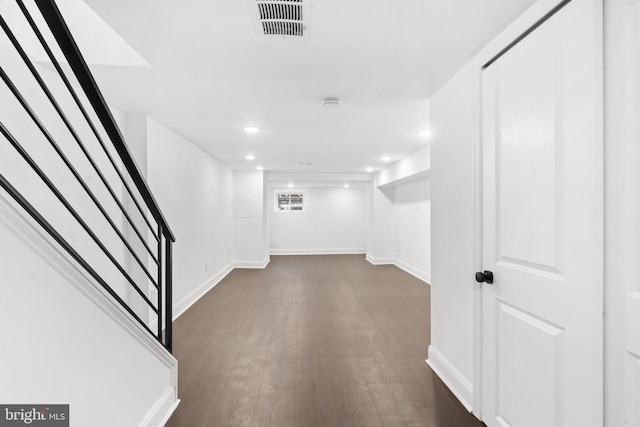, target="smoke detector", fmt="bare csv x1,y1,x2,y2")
250,0,310,39
321,97,342,110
